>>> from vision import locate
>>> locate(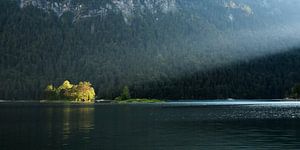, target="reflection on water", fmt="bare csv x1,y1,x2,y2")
62,107,71,140
45,106,94,142
2,102,300,149
0,104,95,149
